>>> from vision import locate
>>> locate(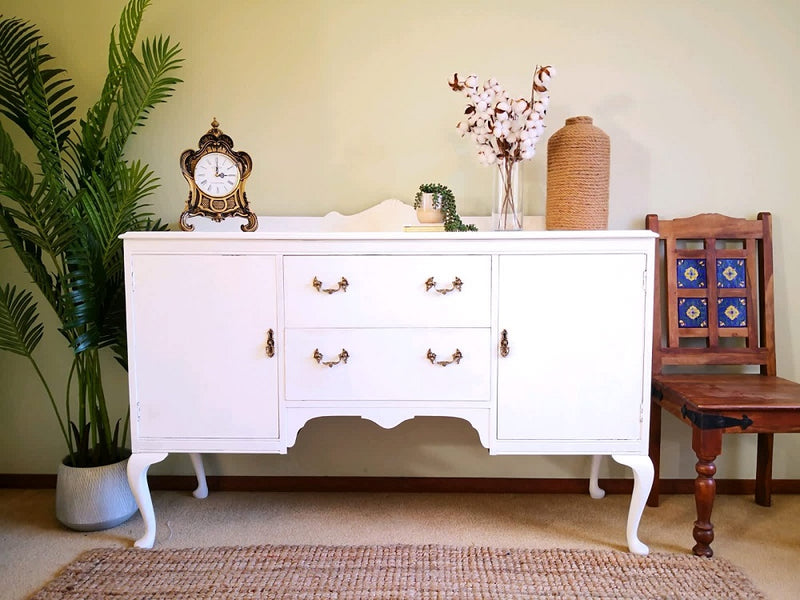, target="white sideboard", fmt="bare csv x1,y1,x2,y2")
122,226,656,553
